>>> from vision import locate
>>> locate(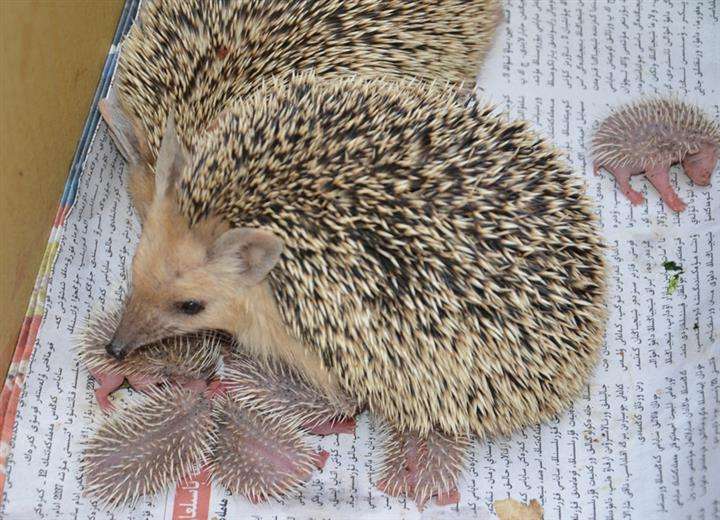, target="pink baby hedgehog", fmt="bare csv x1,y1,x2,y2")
592,97,719,212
